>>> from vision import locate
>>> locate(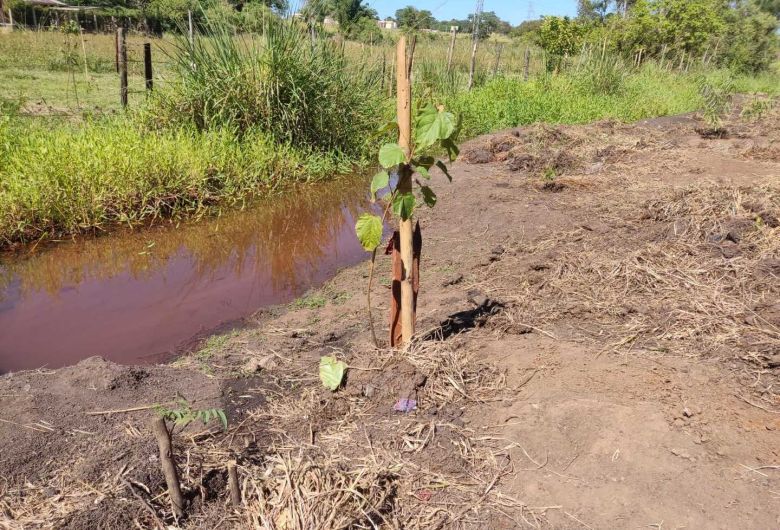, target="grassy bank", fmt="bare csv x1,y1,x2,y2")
1,22,779,249
0,116,356,246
